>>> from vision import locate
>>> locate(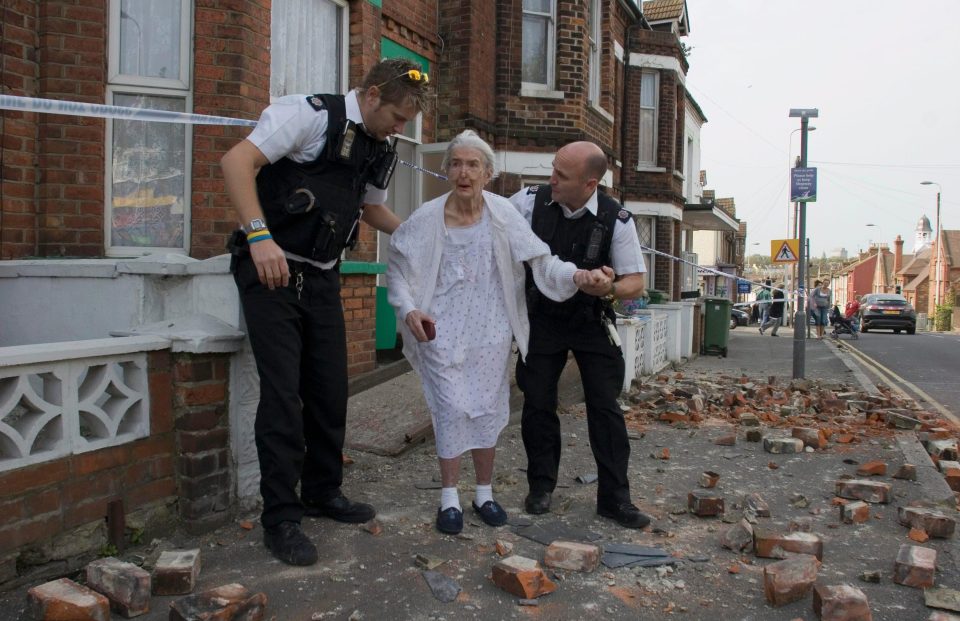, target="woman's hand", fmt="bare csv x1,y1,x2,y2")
405,309,437,342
